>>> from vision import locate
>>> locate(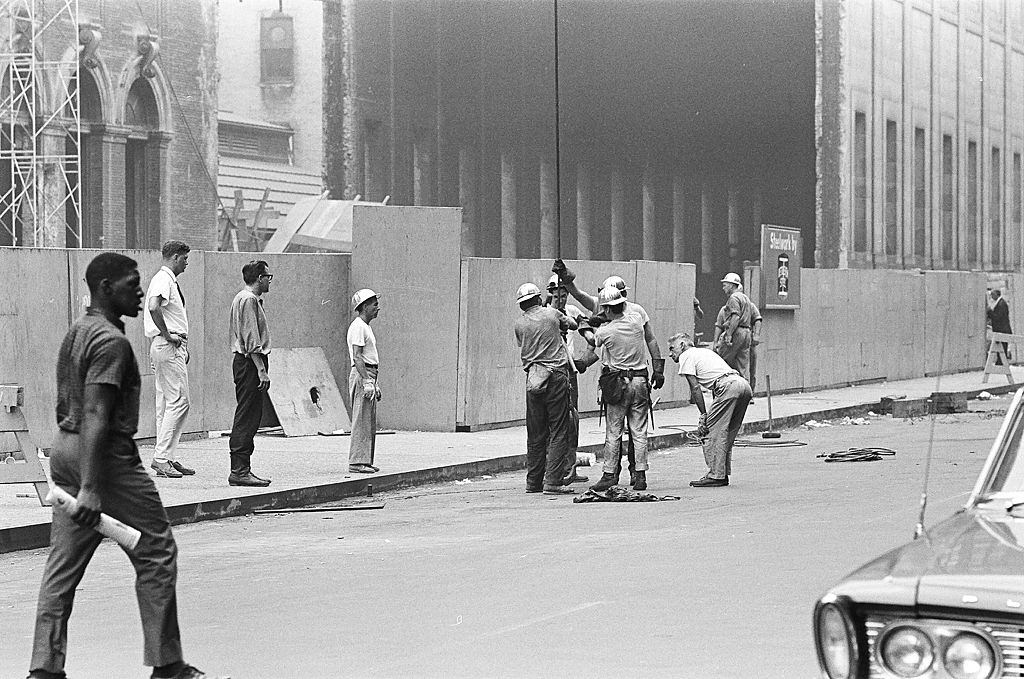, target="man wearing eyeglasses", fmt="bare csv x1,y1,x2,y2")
227,260,274,487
